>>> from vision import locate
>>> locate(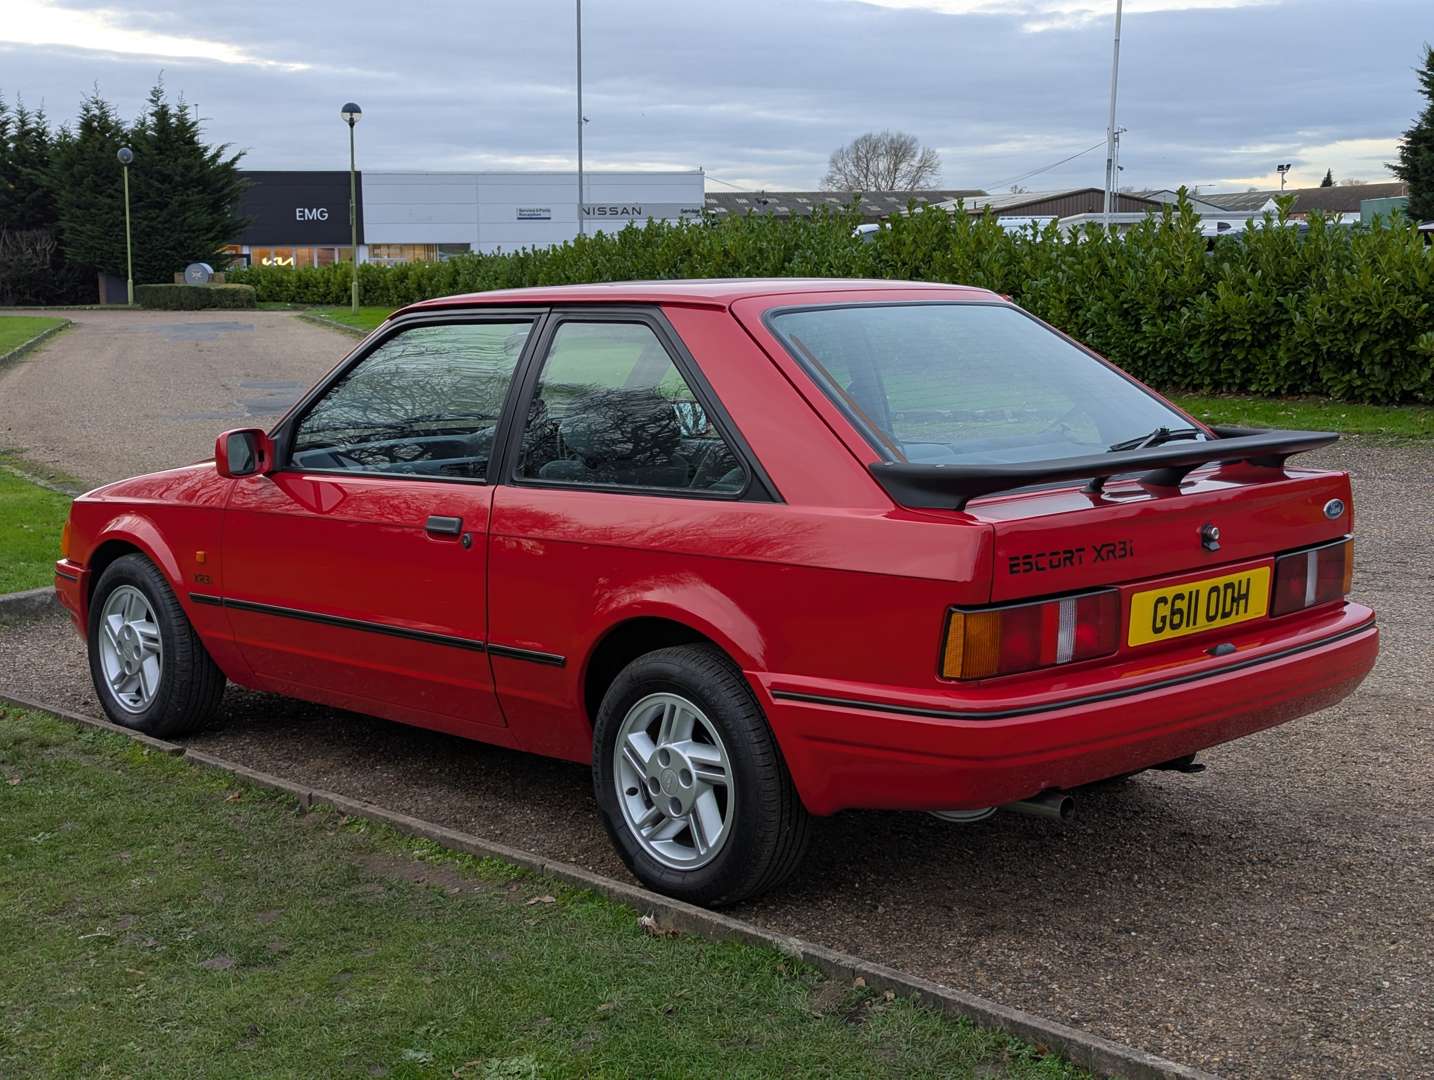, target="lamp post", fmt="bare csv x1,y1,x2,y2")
576,0,585,236
1276,163,1292,191
1101,0,1124,228
117,146,135,305
341,102,362,314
